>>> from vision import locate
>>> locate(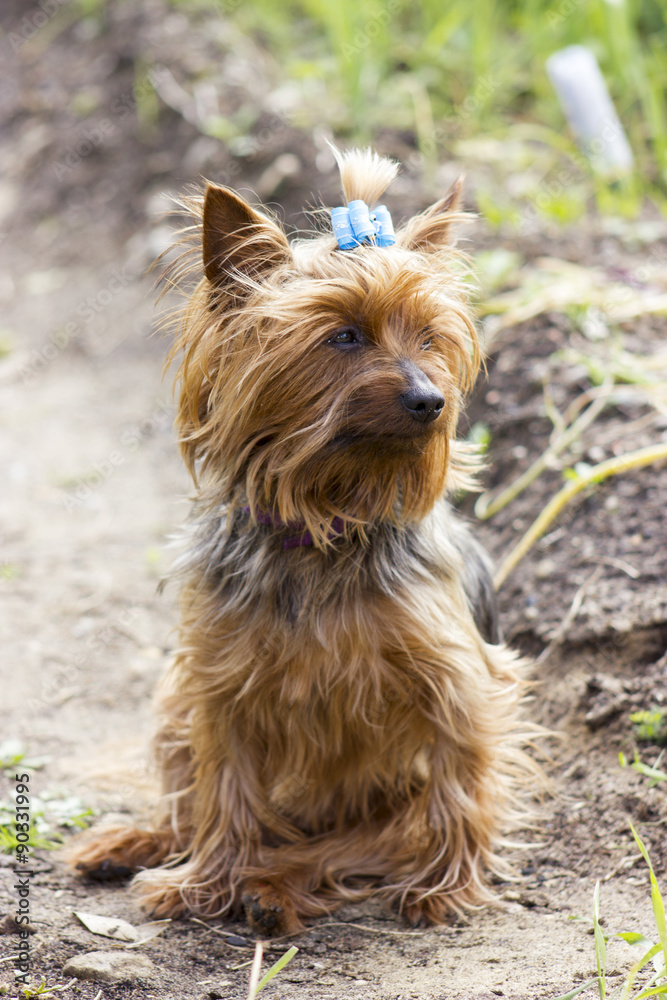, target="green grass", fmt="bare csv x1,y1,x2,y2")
620,749,667,787
183,0,667,196
555,825,667,1000
0,795,95,854
0,743,94,853
6,977,80,999
247,944,299,999
630,713,667,747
